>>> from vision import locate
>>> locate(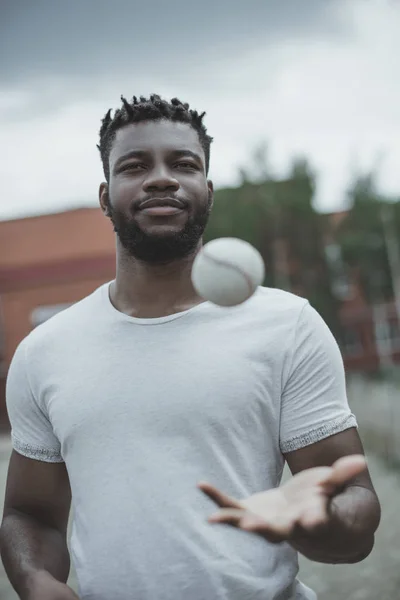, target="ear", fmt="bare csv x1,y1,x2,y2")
99,182,110,216
207,180,214,209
